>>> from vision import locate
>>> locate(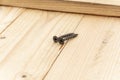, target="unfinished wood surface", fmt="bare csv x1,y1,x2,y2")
44,16,120,80
1,0,120,17
0,7,25,33
0,6,84,80
1,6,120,80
